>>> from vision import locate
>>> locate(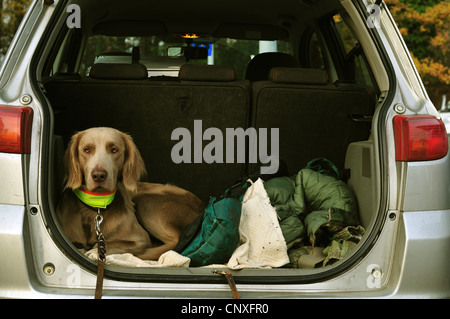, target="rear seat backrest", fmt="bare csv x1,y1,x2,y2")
89,63,148,80
269,67,328,85
179,64,236,82
169,64,251,199
45,64,251,202
250,67,375,174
